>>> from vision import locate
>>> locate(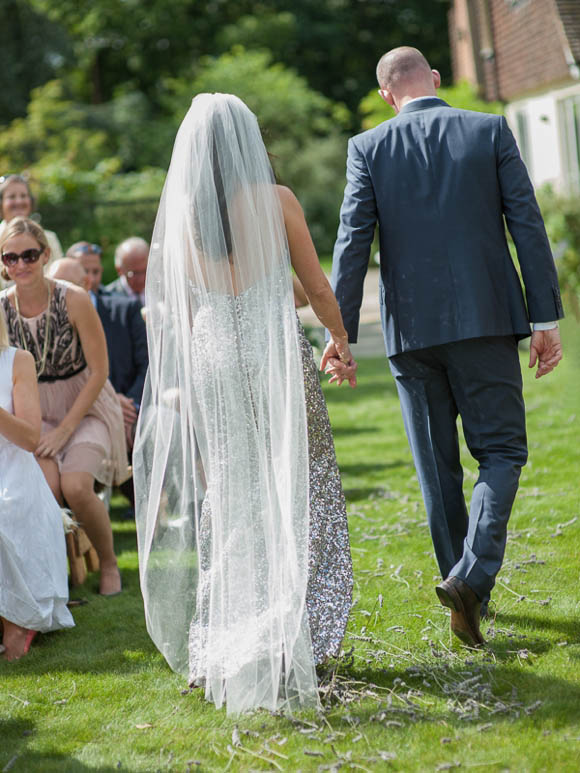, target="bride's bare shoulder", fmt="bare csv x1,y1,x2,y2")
275,185,303,217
